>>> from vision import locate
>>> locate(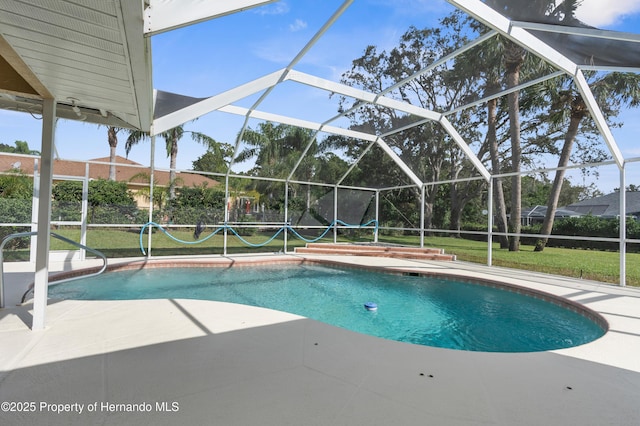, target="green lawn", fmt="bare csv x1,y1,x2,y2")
379,235,634,286
43,227,372,256
52,228,313,257
4,228,636,286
